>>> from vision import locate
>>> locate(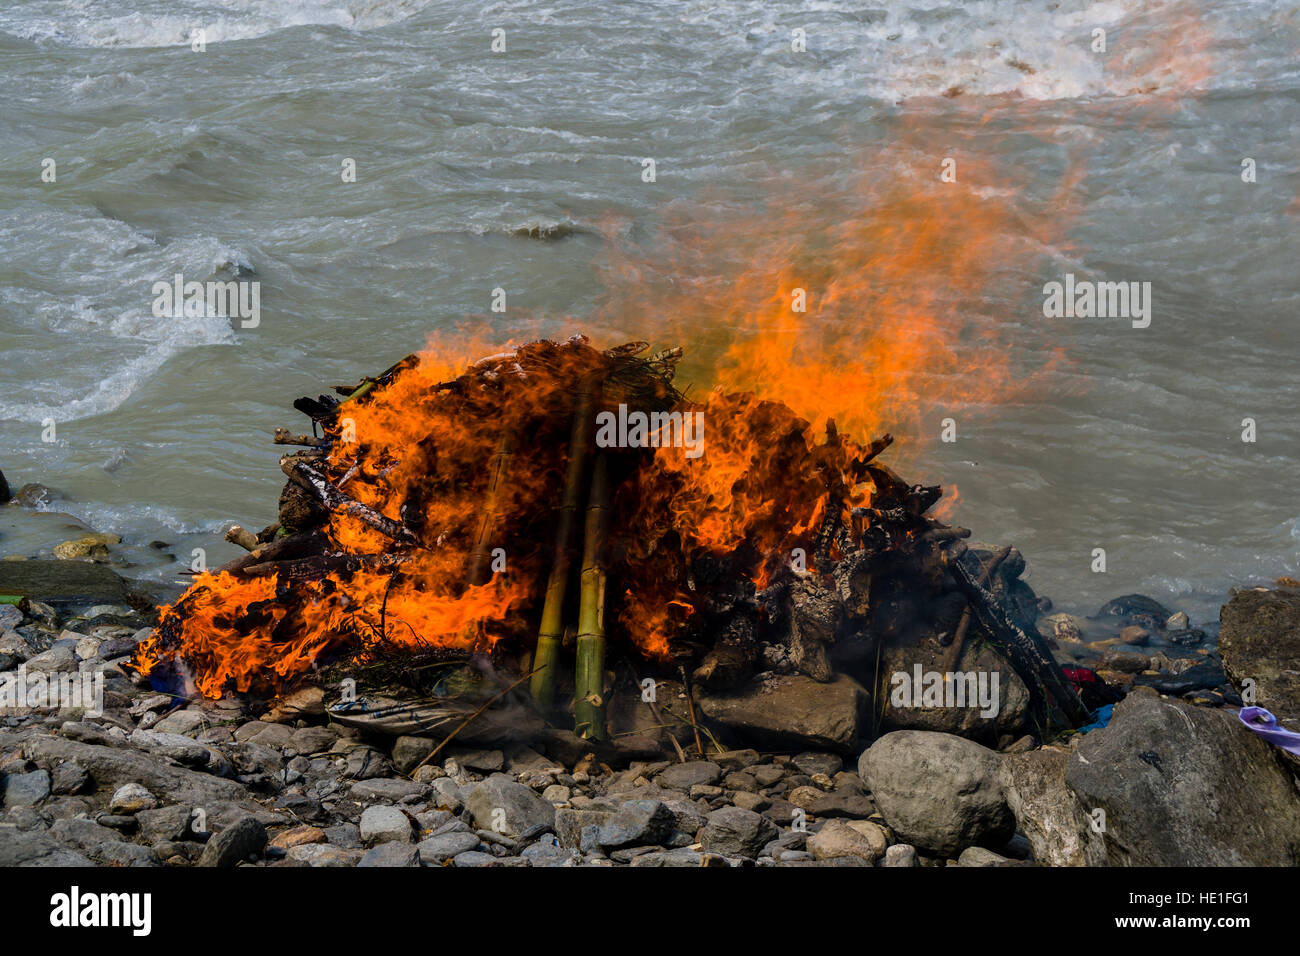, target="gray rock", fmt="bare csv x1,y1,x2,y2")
198,816,267,867
859,730,1013,858
521,840,576,866
957,846,1011,866
3,769,51,807
416,831,481,863
289,726,337,754
449,748,504,773
699,806,777,858
465,774,556,838
696,674,869,753
883,843,918,867
391,735,435,774
999,748,1103,867
23,645,77,674
130,729,211,767
629,848,705,867
656,761,722,791
136,805,196,843
287,843,361,867
1065,693,1300,866
348,778,426,802
93,843,160,867
596,799,676,849
452,850,503,867
26,735,250,808
0,830,92,866
359,805,413,845
50,761,89,795
359,842,420,867
791,752,843,777
555,808,613,849
49,817,125,849
151,709,206,736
